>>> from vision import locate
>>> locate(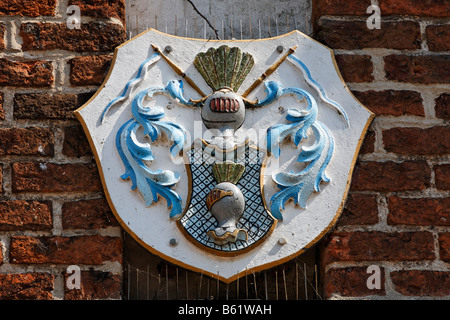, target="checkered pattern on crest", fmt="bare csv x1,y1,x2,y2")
179,142,275,253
